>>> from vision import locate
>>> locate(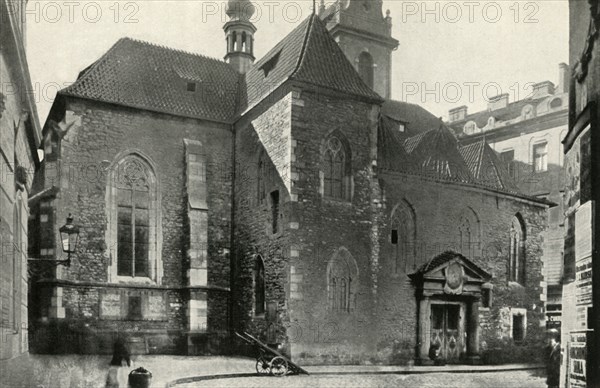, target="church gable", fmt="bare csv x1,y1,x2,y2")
241,15,381,113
